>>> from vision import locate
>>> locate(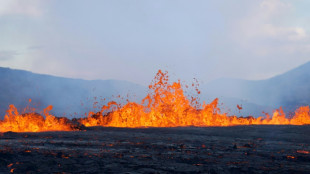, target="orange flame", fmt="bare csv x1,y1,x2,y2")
79,70,310,127
1,70,310,132
0,105,74,132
